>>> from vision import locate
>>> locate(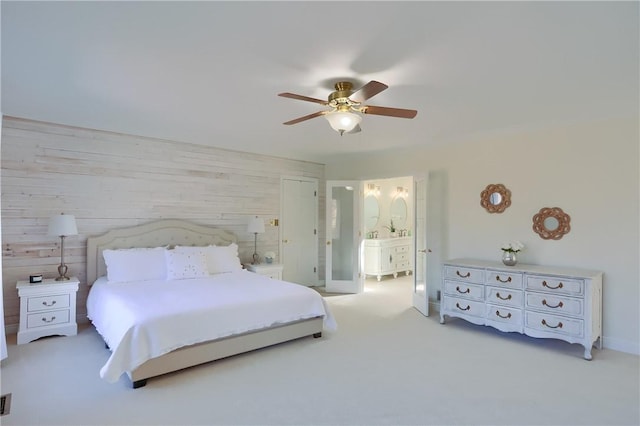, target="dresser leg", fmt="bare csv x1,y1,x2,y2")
132,379,148,389
439,315,446,324
583,347,593,361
